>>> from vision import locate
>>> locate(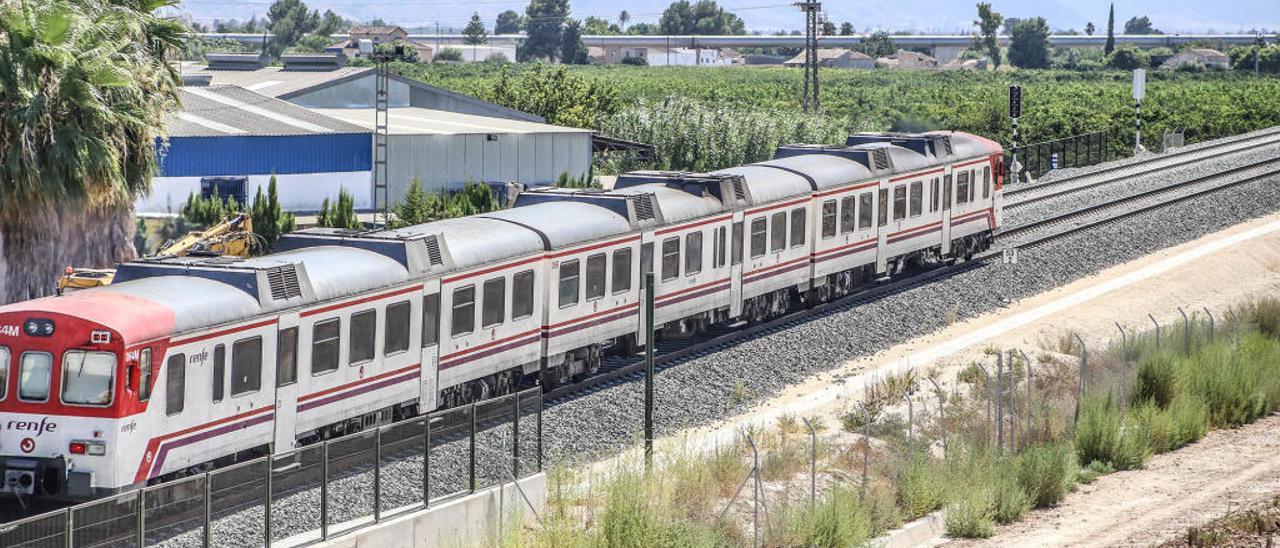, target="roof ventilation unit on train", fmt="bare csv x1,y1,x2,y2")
846,132,954,159
513,185,664,228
